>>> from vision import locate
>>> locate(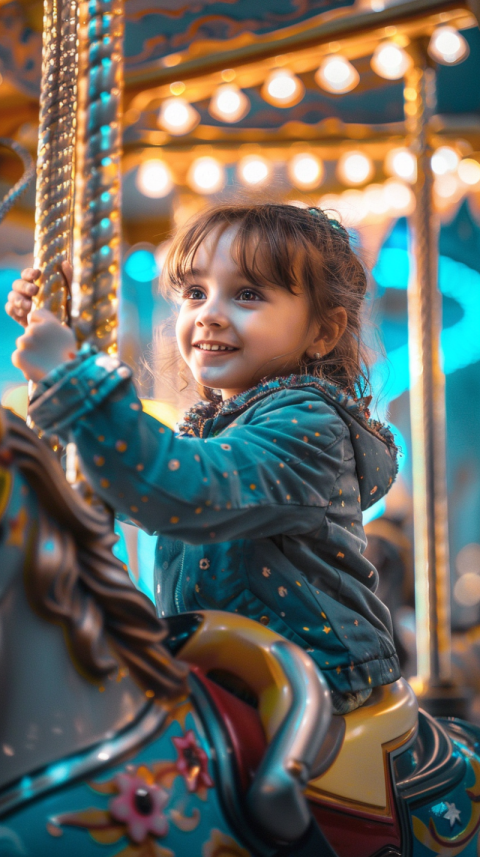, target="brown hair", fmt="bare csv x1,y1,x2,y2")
1,407,188,700
164,202,371,401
